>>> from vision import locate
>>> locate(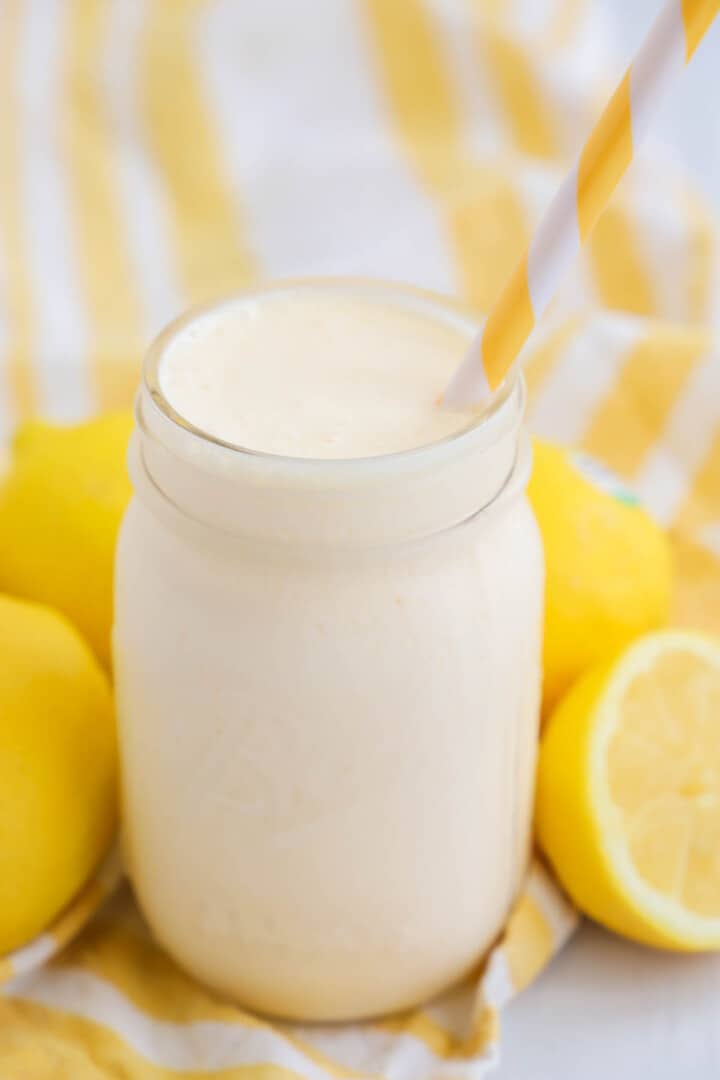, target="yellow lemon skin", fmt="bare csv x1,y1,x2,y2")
528,440,672,711
536,631,720,951
0,412,132,669
0,595,116,956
